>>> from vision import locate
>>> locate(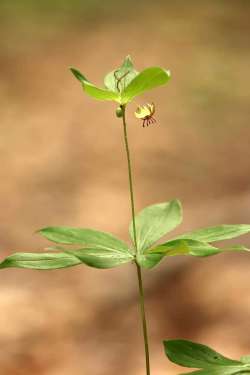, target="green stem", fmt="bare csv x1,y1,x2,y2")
121,105,138,251
121,105,151,375
136,263,151,375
